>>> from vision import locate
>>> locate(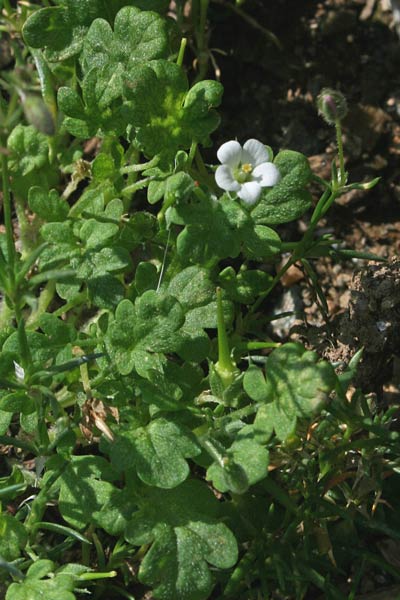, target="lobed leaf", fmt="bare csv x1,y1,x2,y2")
23,1,169,61
125,60,223,165
110,418,201,488
0,514,27,561
252,150,313,225
244,343,337,440
125,479,238,600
